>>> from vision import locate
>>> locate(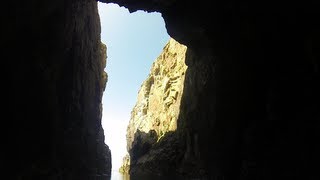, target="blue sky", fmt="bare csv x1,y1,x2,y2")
98,3,170,170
